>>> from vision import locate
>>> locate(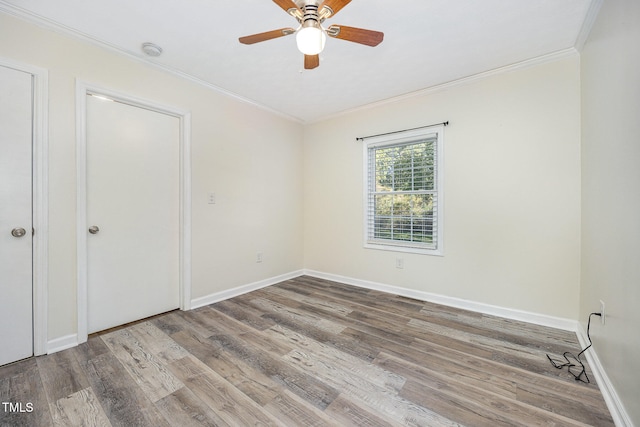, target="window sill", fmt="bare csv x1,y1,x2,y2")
364,241,443,256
